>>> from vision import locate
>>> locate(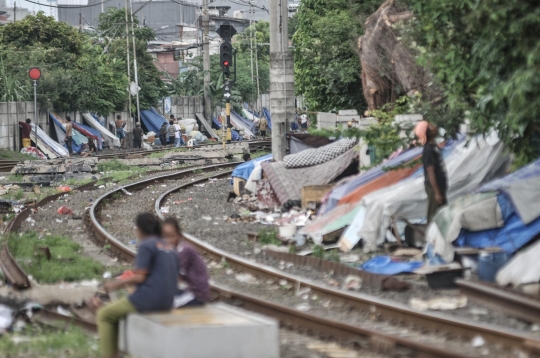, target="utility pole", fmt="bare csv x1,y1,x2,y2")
124,0,132,121
202,0,211,121
13,2,16,22
269,0,294,161
128,0,141,124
